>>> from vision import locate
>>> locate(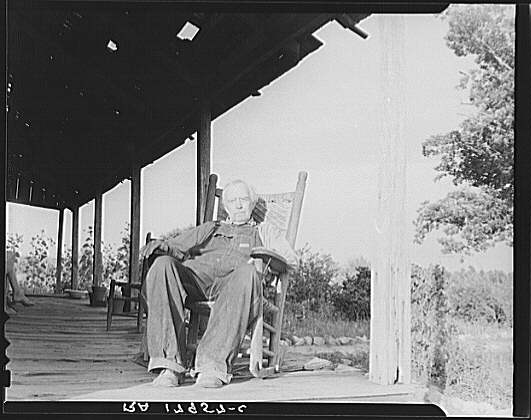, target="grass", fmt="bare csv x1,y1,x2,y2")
283,308,512,410
444,319,513,410
282,308,370,339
